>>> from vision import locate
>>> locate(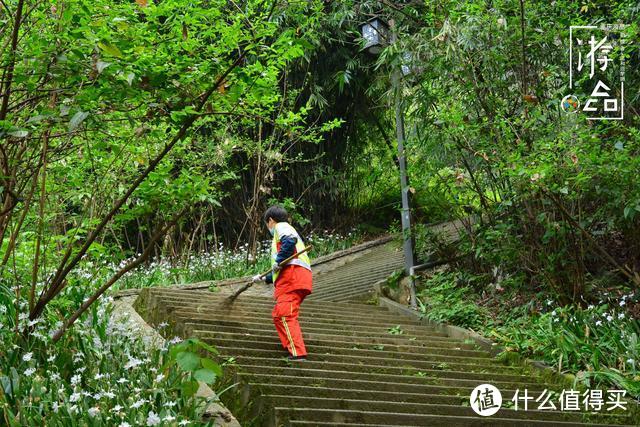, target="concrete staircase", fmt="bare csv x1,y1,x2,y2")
307,242,404,302
135,240,634,426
